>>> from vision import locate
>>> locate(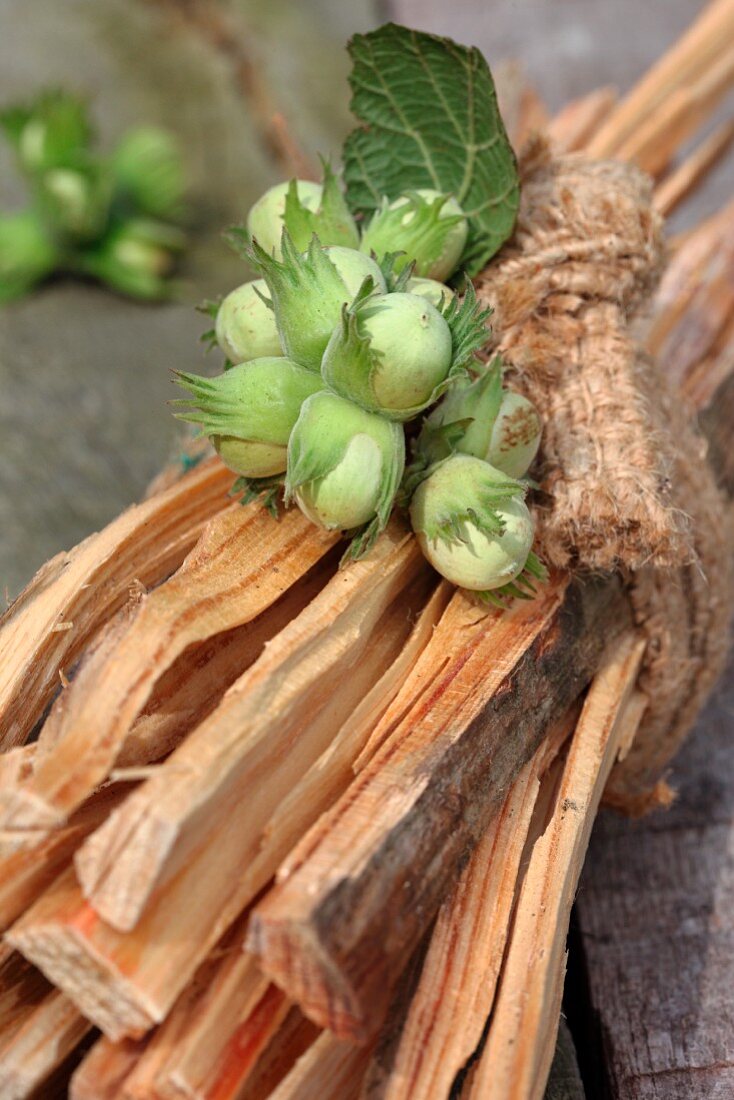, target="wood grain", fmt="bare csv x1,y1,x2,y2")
249,575,630,1039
